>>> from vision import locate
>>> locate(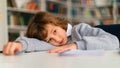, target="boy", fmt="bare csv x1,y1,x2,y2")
3,12,119,55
